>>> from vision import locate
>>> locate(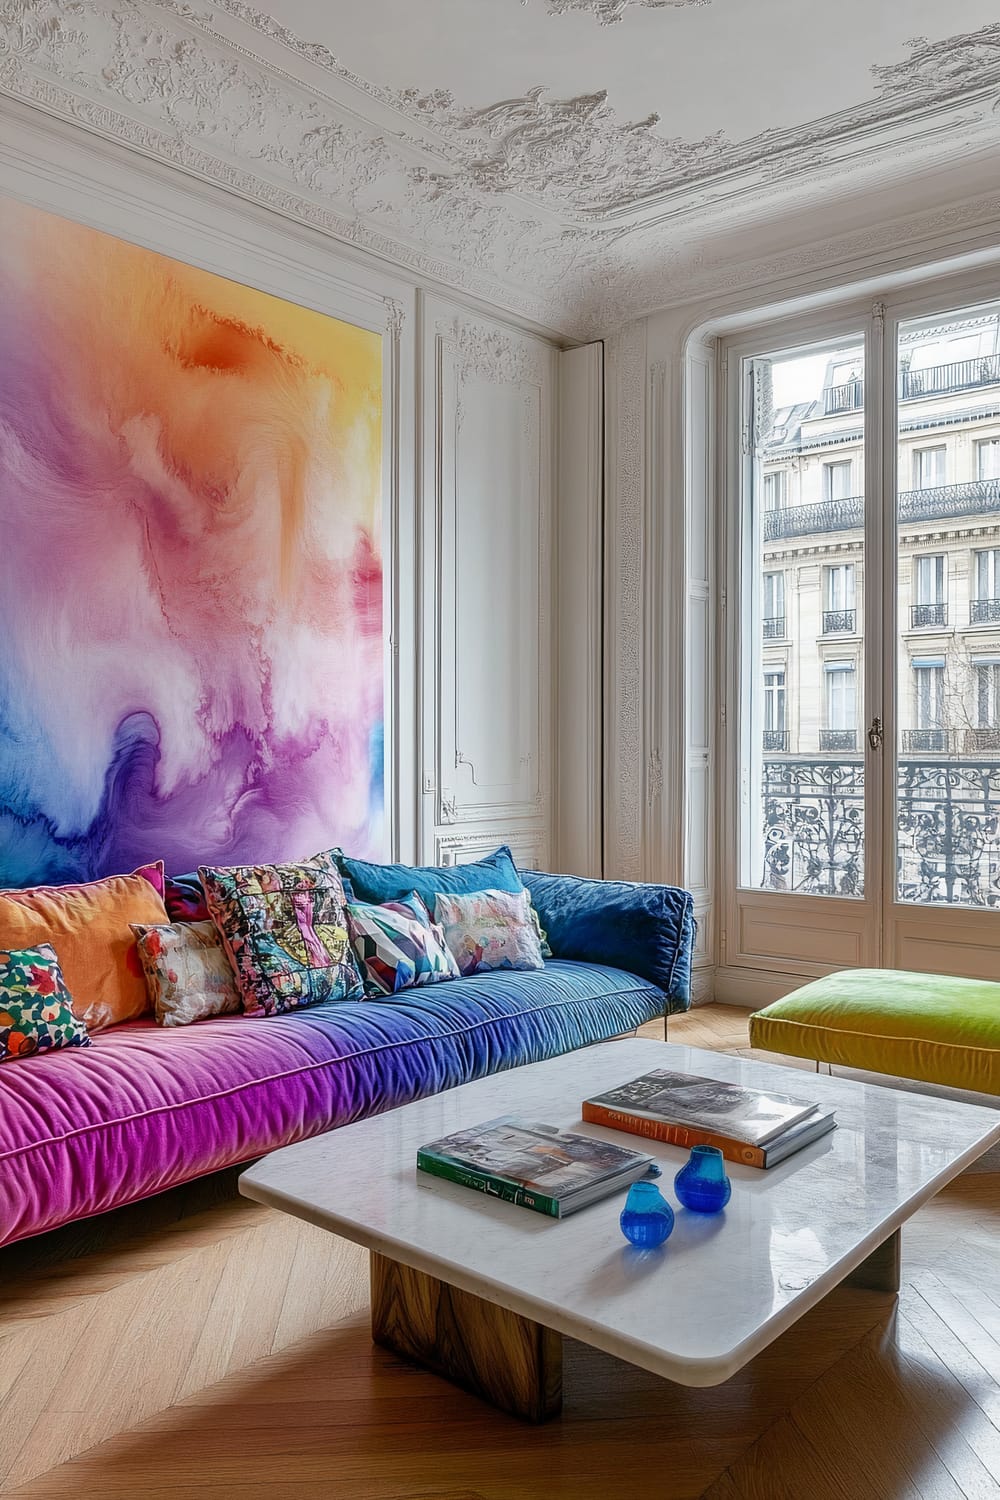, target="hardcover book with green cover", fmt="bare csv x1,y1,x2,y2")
416,1116,655,1218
